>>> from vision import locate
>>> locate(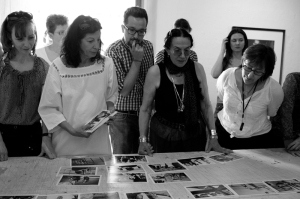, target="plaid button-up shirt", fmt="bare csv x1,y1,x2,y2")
105,38,154,111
